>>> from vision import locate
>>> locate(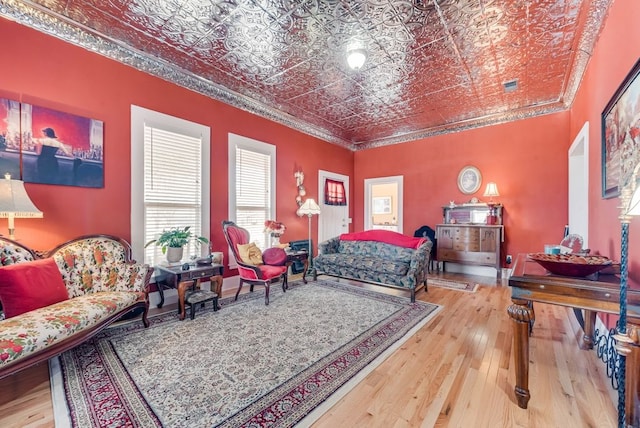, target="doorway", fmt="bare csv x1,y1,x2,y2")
568,121,589,248
364,176,404,233
318,170,350,244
